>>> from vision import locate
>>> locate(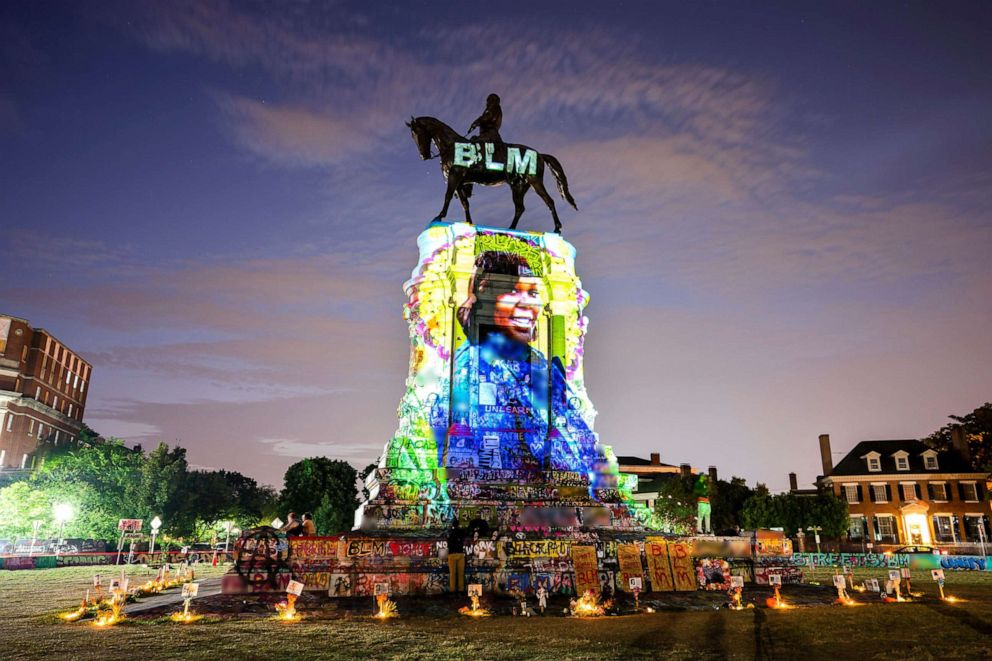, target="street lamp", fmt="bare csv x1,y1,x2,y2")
30,520,43,557
150,516,162,556
53,503,73,558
